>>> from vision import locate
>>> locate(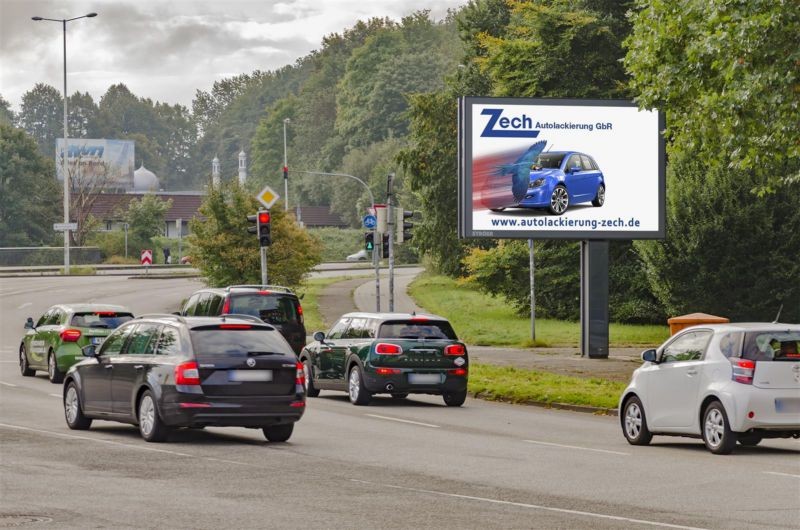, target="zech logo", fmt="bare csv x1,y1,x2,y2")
480,108,540,138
